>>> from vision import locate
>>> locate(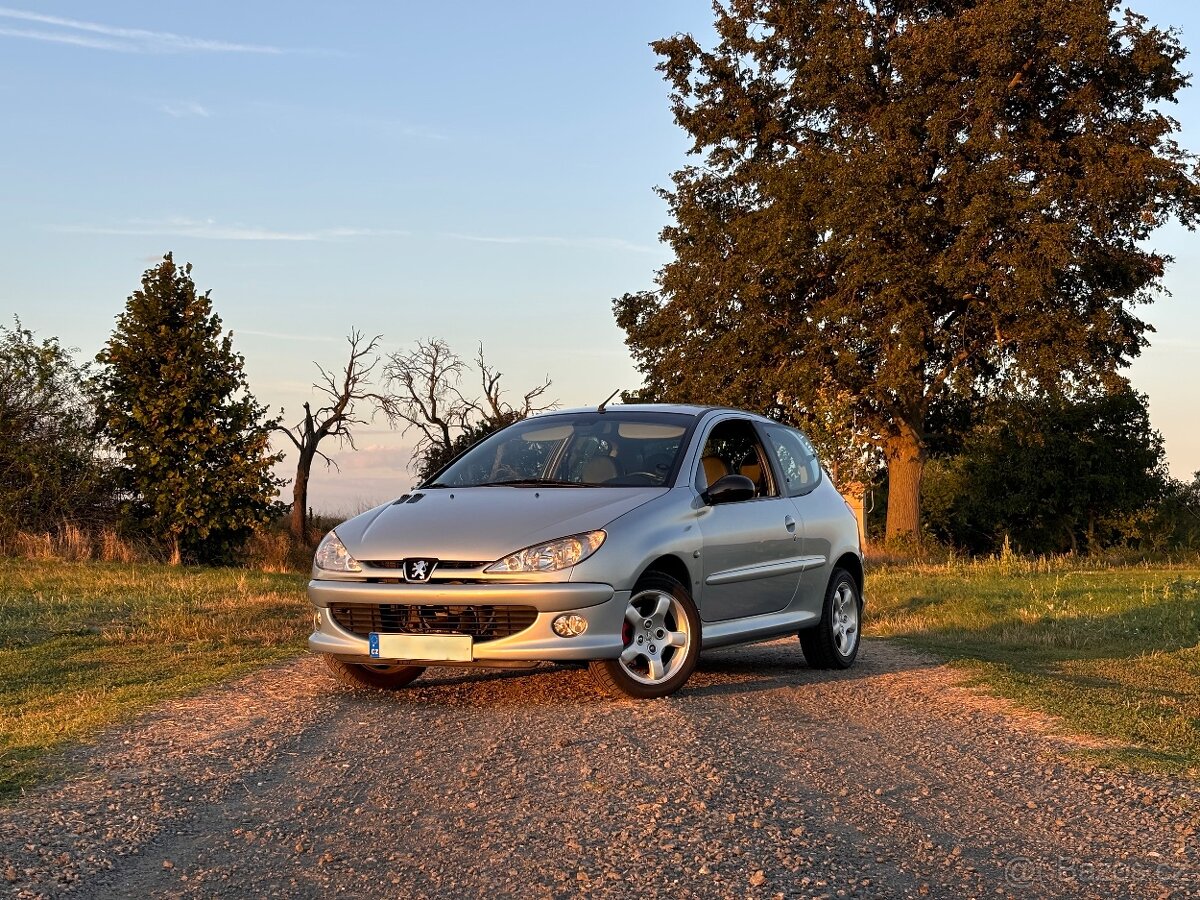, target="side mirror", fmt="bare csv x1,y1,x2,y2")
703,474,756,505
